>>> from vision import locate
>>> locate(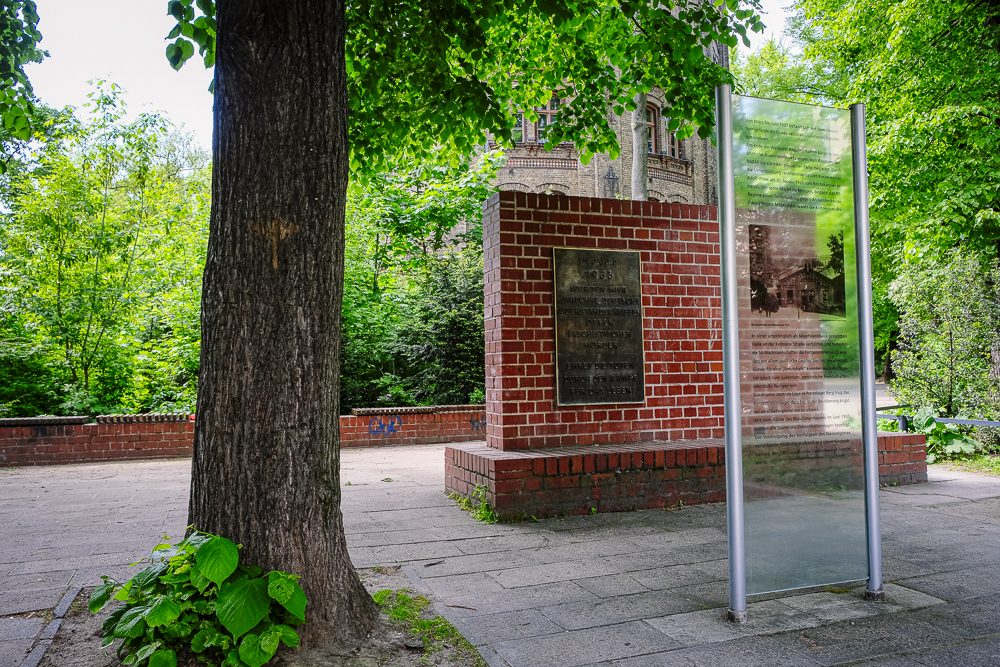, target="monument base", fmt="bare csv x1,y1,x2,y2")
445,432,926,519
445,439,726,519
